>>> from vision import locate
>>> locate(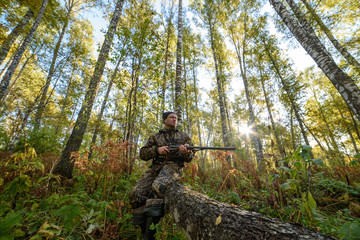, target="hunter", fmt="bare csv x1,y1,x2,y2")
129,111,195,239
